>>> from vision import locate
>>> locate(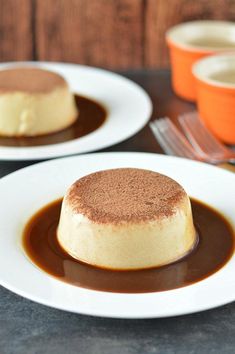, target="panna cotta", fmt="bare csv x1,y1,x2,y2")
0,67,78,137
57,168,196,270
